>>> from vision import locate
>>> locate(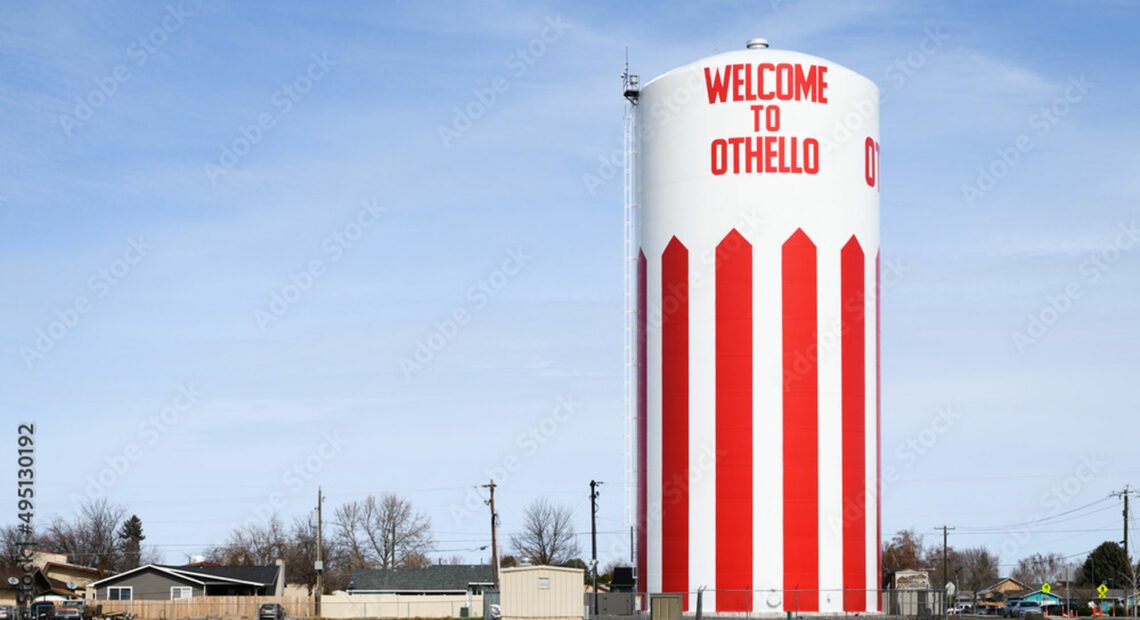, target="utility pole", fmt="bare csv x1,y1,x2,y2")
484,480,499,590
1065,564,1070,617
316,487,324,617
1111,486,1135,616
934,525,956,593
591,481,603,617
